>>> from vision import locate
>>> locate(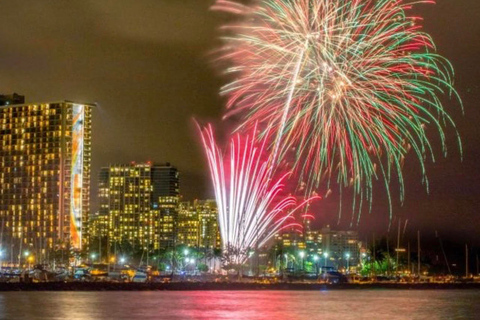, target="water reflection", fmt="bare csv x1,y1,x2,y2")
0,290,478,319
